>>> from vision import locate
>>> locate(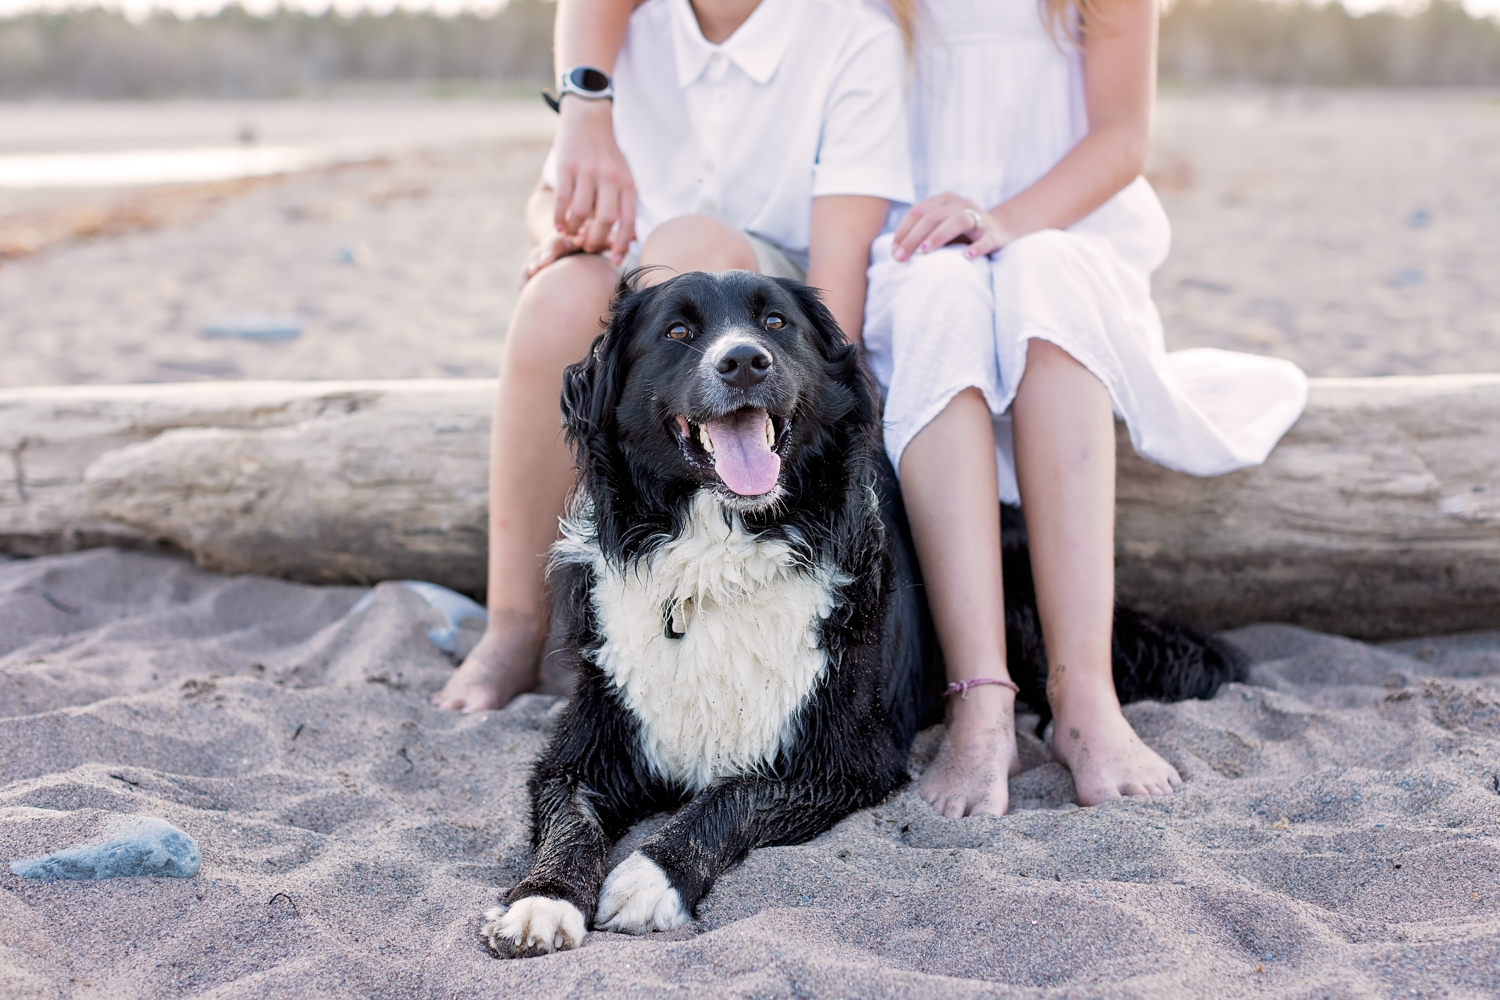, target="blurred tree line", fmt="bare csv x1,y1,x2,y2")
1161,0,1500,86
0,2,555,98
0,0,1497,98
